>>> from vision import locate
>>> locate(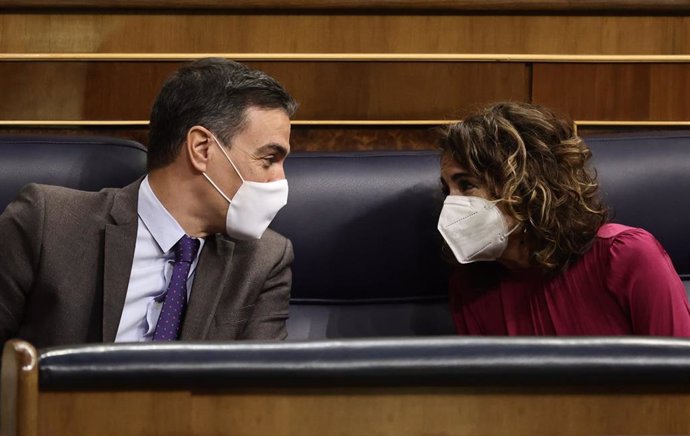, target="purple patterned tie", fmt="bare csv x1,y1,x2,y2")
153,235,200,341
